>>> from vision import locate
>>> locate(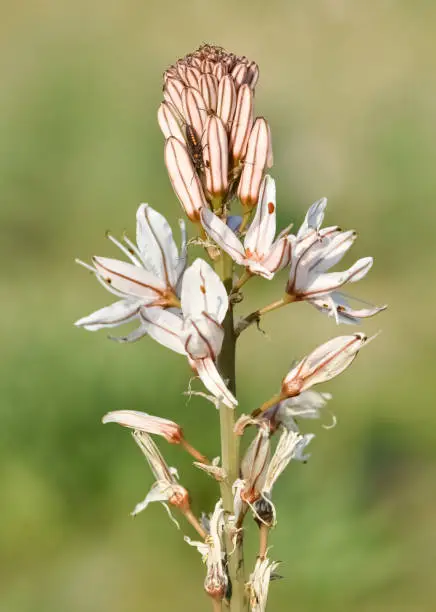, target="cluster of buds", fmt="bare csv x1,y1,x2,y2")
75,44,386,612
159,44,272,220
